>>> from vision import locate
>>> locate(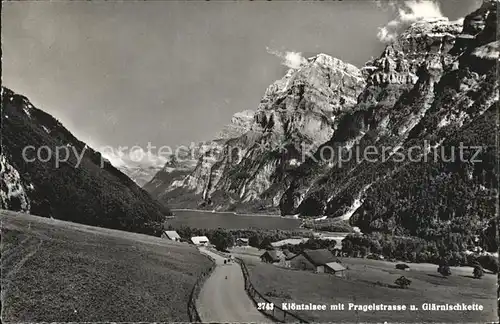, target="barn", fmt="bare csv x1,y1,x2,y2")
289,249,340,273
161,230,181,242
235,238,249,246
191,236,210,246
